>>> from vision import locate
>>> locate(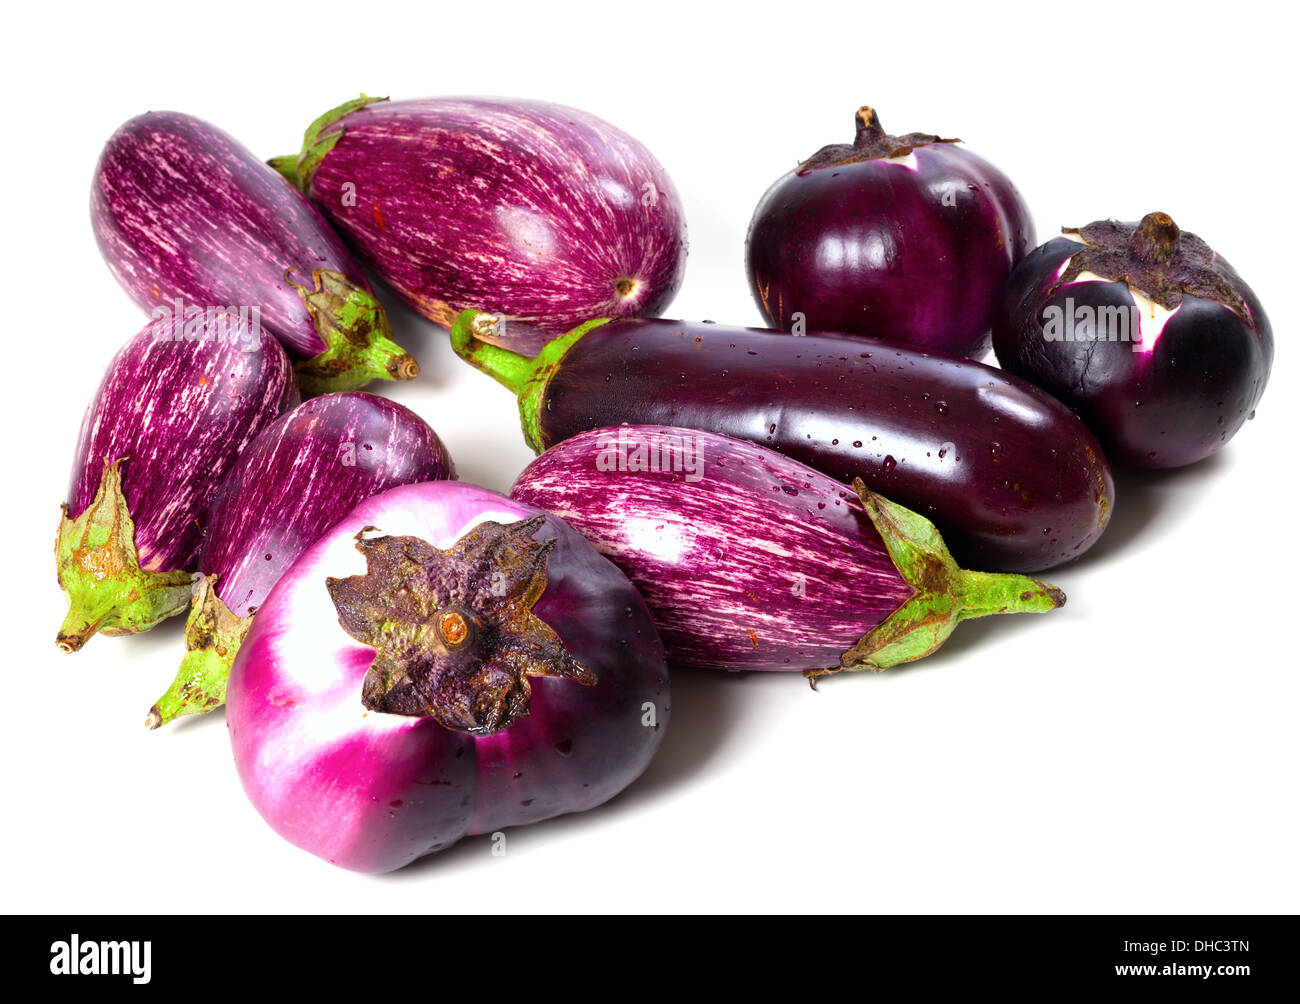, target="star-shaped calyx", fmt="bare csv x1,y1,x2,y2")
326,515,596,736
1052,212,1254,324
